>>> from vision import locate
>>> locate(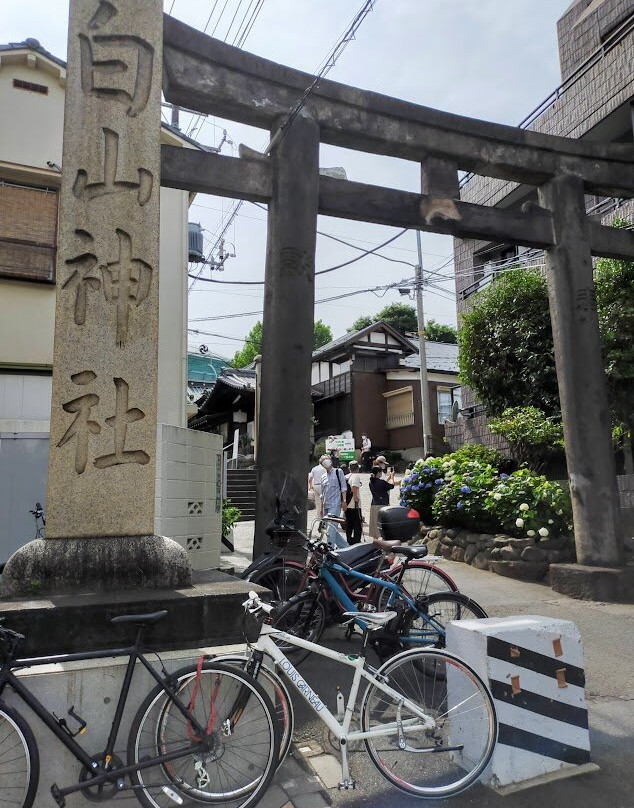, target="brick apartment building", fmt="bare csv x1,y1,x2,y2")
447,0,634,454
